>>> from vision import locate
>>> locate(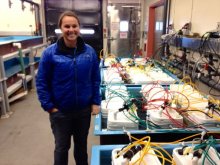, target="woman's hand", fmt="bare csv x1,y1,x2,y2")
47,108,58,113
91,105,100,115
